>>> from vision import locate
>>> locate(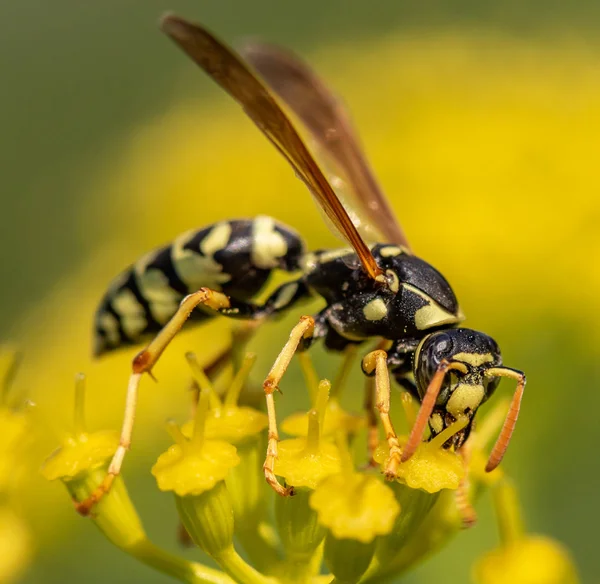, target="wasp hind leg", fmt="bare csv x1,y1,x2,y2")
75,287,232,515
